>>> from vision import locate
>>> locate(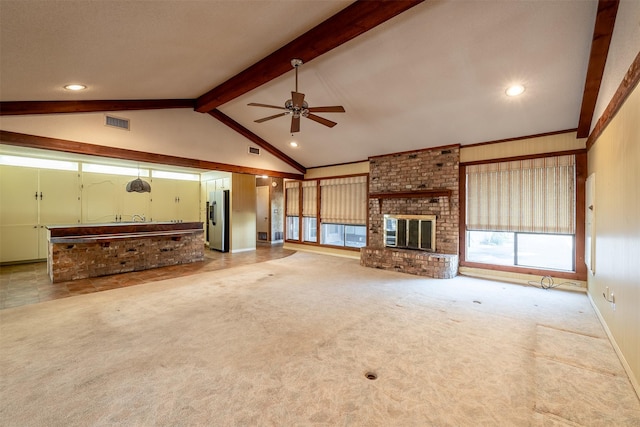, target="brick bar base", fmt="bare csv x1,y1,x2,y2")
360,247,458,279
49,232,204,283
